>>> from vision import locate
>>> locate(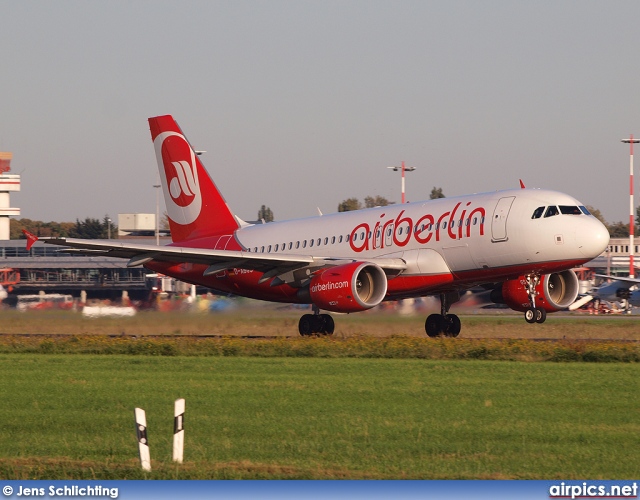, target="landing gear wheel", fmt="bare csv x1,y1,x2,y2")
425,314,445,337
524,308,536,324
535,307,547,324
445,314,461,337
299,313,335,335
320,314,335,335
298,314,315,336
